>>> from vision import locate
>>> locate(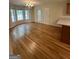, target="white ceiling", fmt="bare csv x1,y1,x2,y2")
9,0,67,6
